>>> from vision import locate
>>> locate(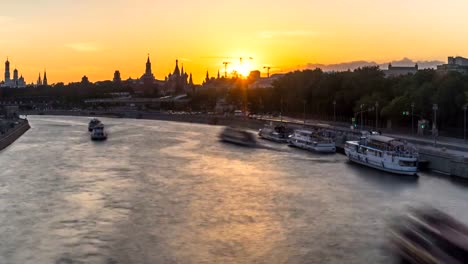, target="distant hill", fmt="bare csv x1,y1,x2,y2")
304,58,444,72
